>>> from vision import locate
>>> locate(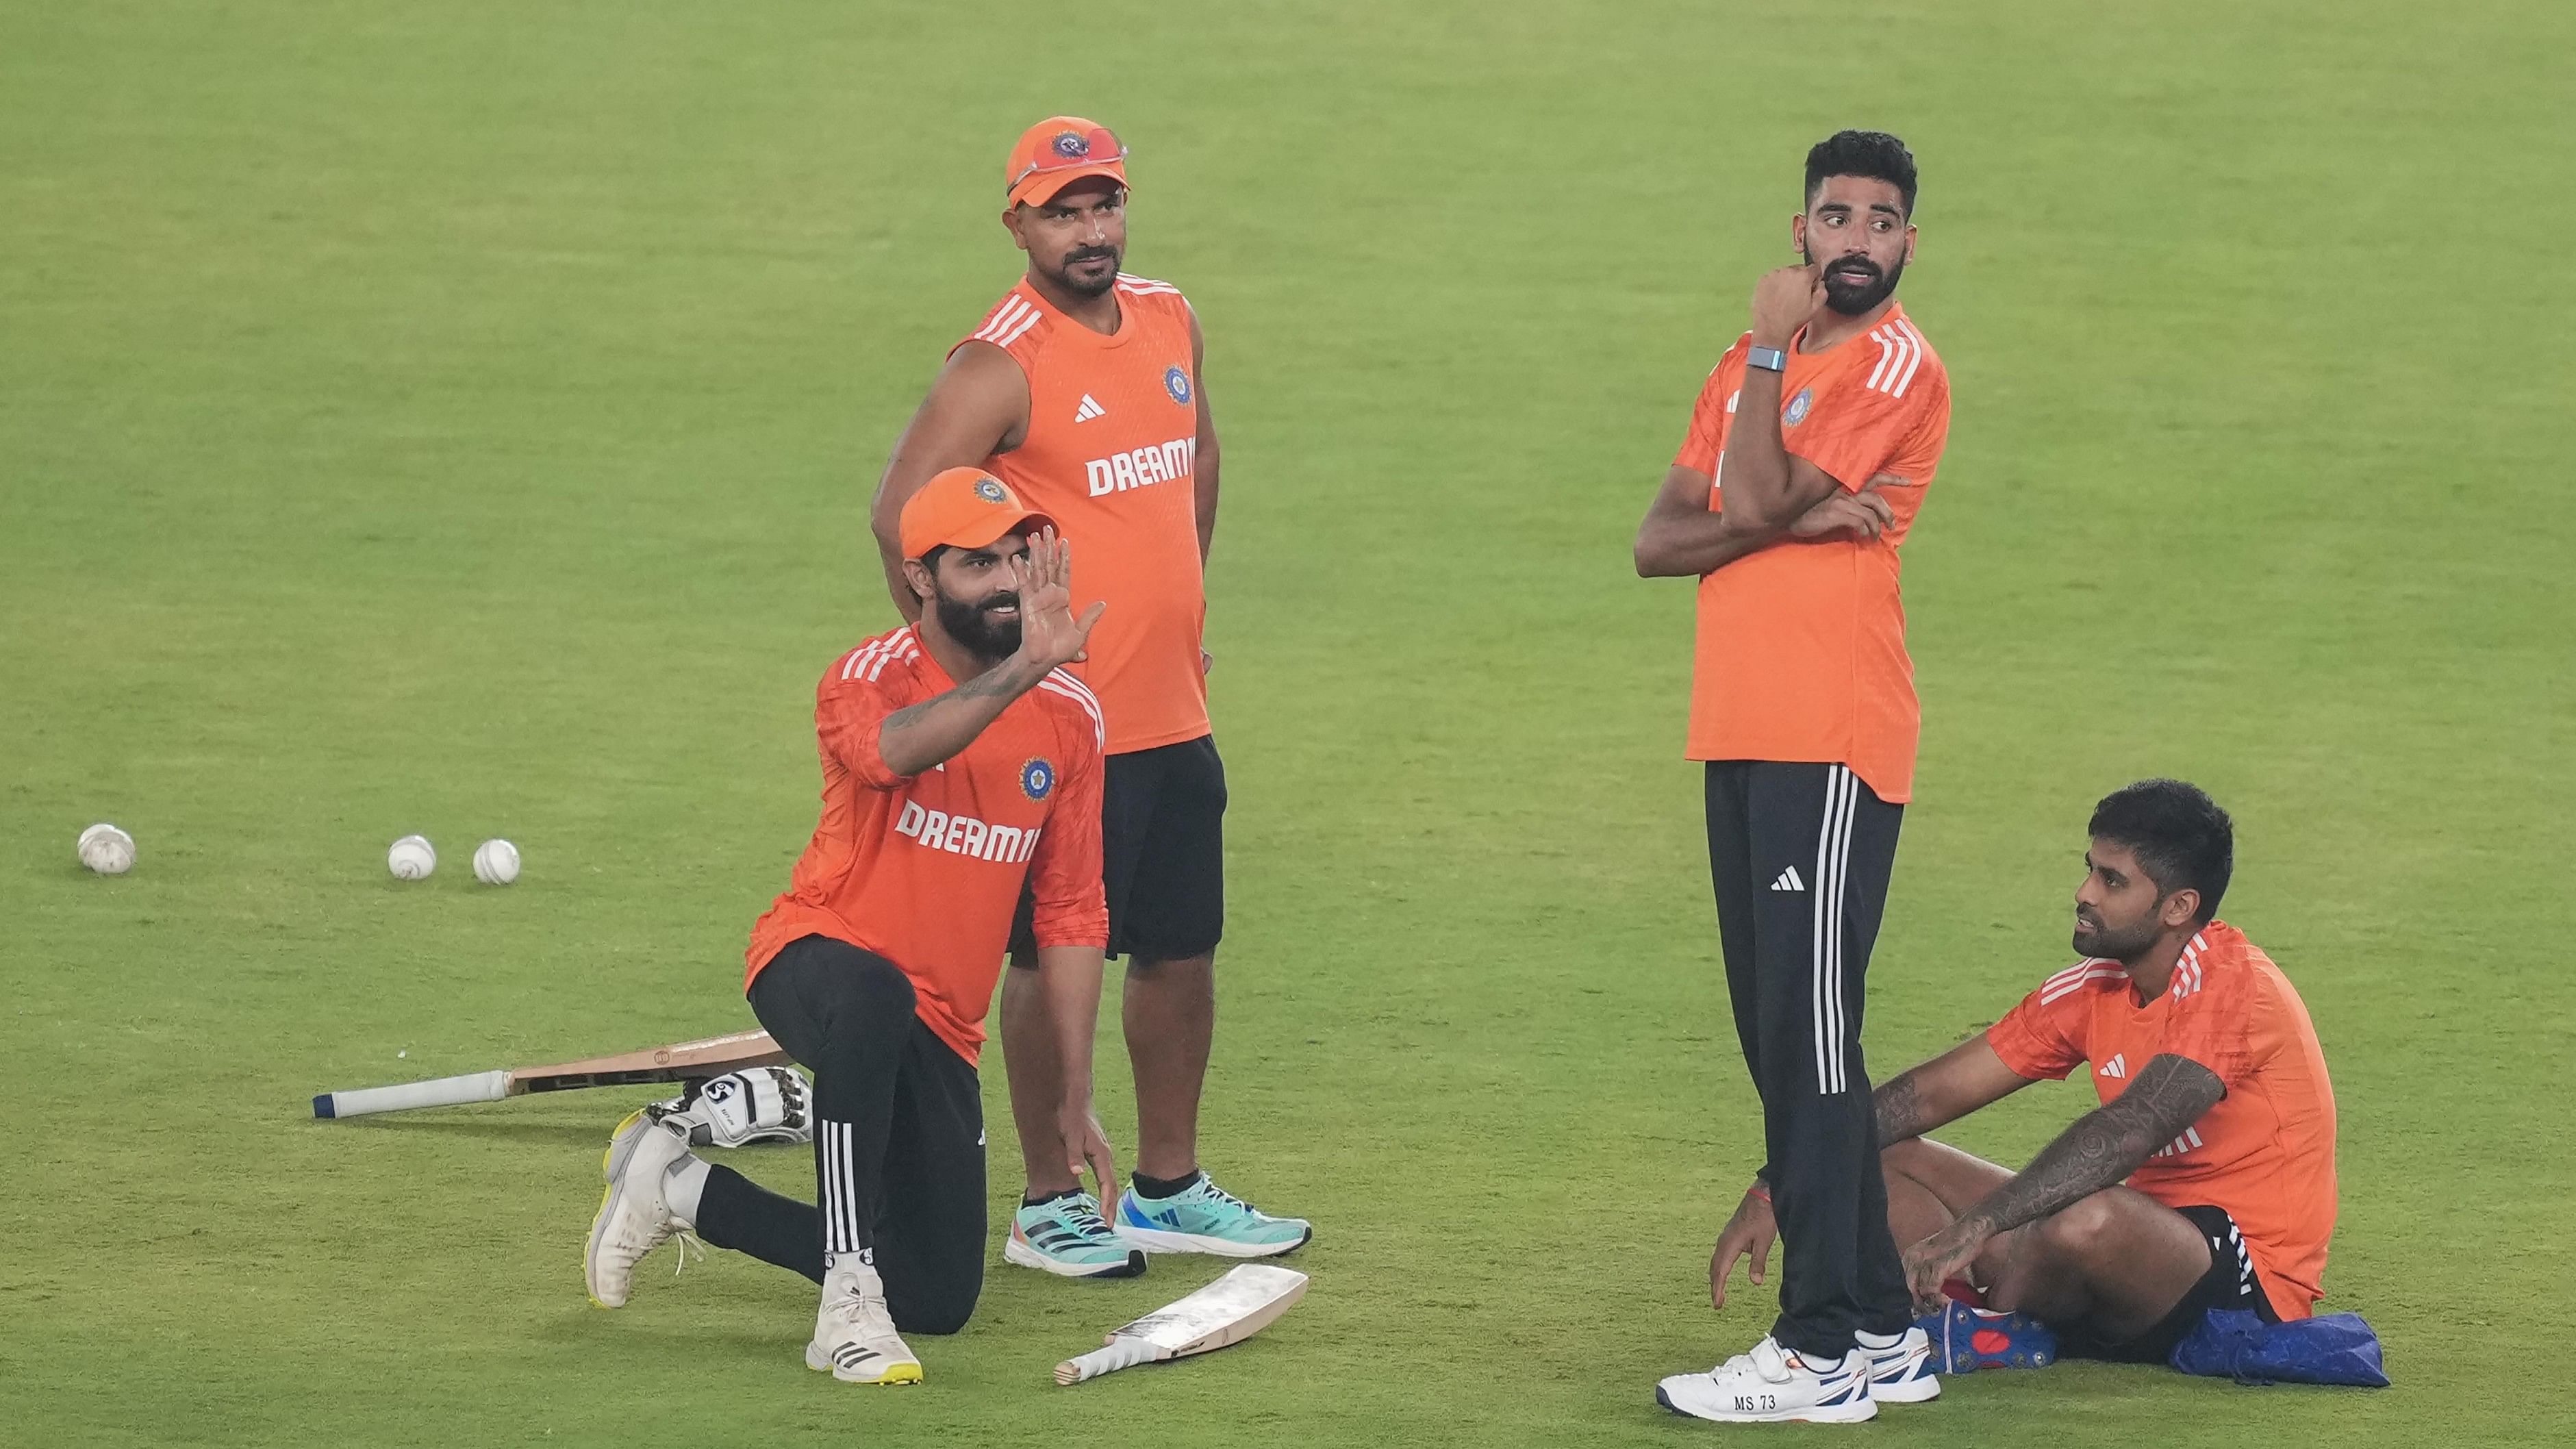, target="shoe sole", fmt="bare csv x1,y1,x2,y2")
1654,1383,1878,1424
805,1343,924,1385
1003,1233,1147,1278
1112,1221,1312,1258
